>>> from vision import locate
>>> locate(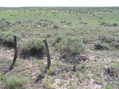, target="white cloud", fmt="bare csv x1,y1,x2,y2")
0,0,119,7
